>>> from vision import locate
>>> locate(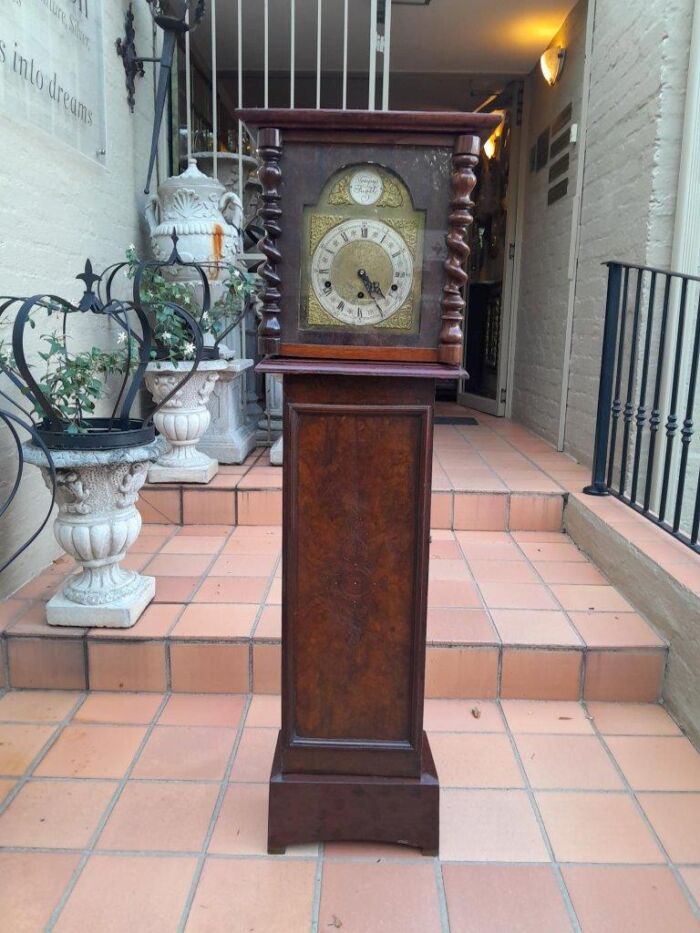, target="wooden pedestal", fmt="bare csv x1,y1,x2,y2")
268,732,439,855
267,365,440,854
